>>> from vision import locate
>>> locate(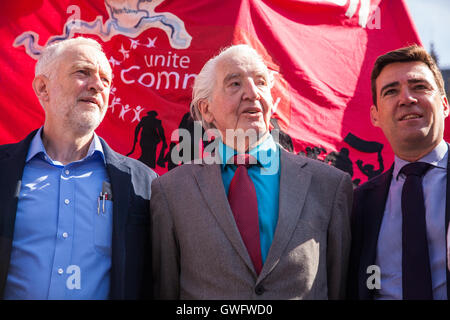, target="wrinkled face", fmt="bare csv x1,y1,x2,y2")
200,53,273,144
370,61,448,157
42,44,112,133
